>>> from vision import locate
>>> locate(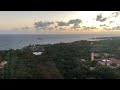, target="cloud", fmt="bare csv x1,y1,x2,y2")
72,23,80,29
111,11,120,18
90,27,96,29
59,27,67,30
112,26,120,30
100,24,106,27
96,14,107,22
82,26,96,30
21,27,30,30
34,21,54,29
109,21,114,23
33,19,83,30
47,27,54,30
82,26,90,30
107,11,120,19
103,26,120,30
12,26,31,31
68,19,82,24
57,19,82,29
57,21,69,26
55,26,58,28
68,19,82,29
